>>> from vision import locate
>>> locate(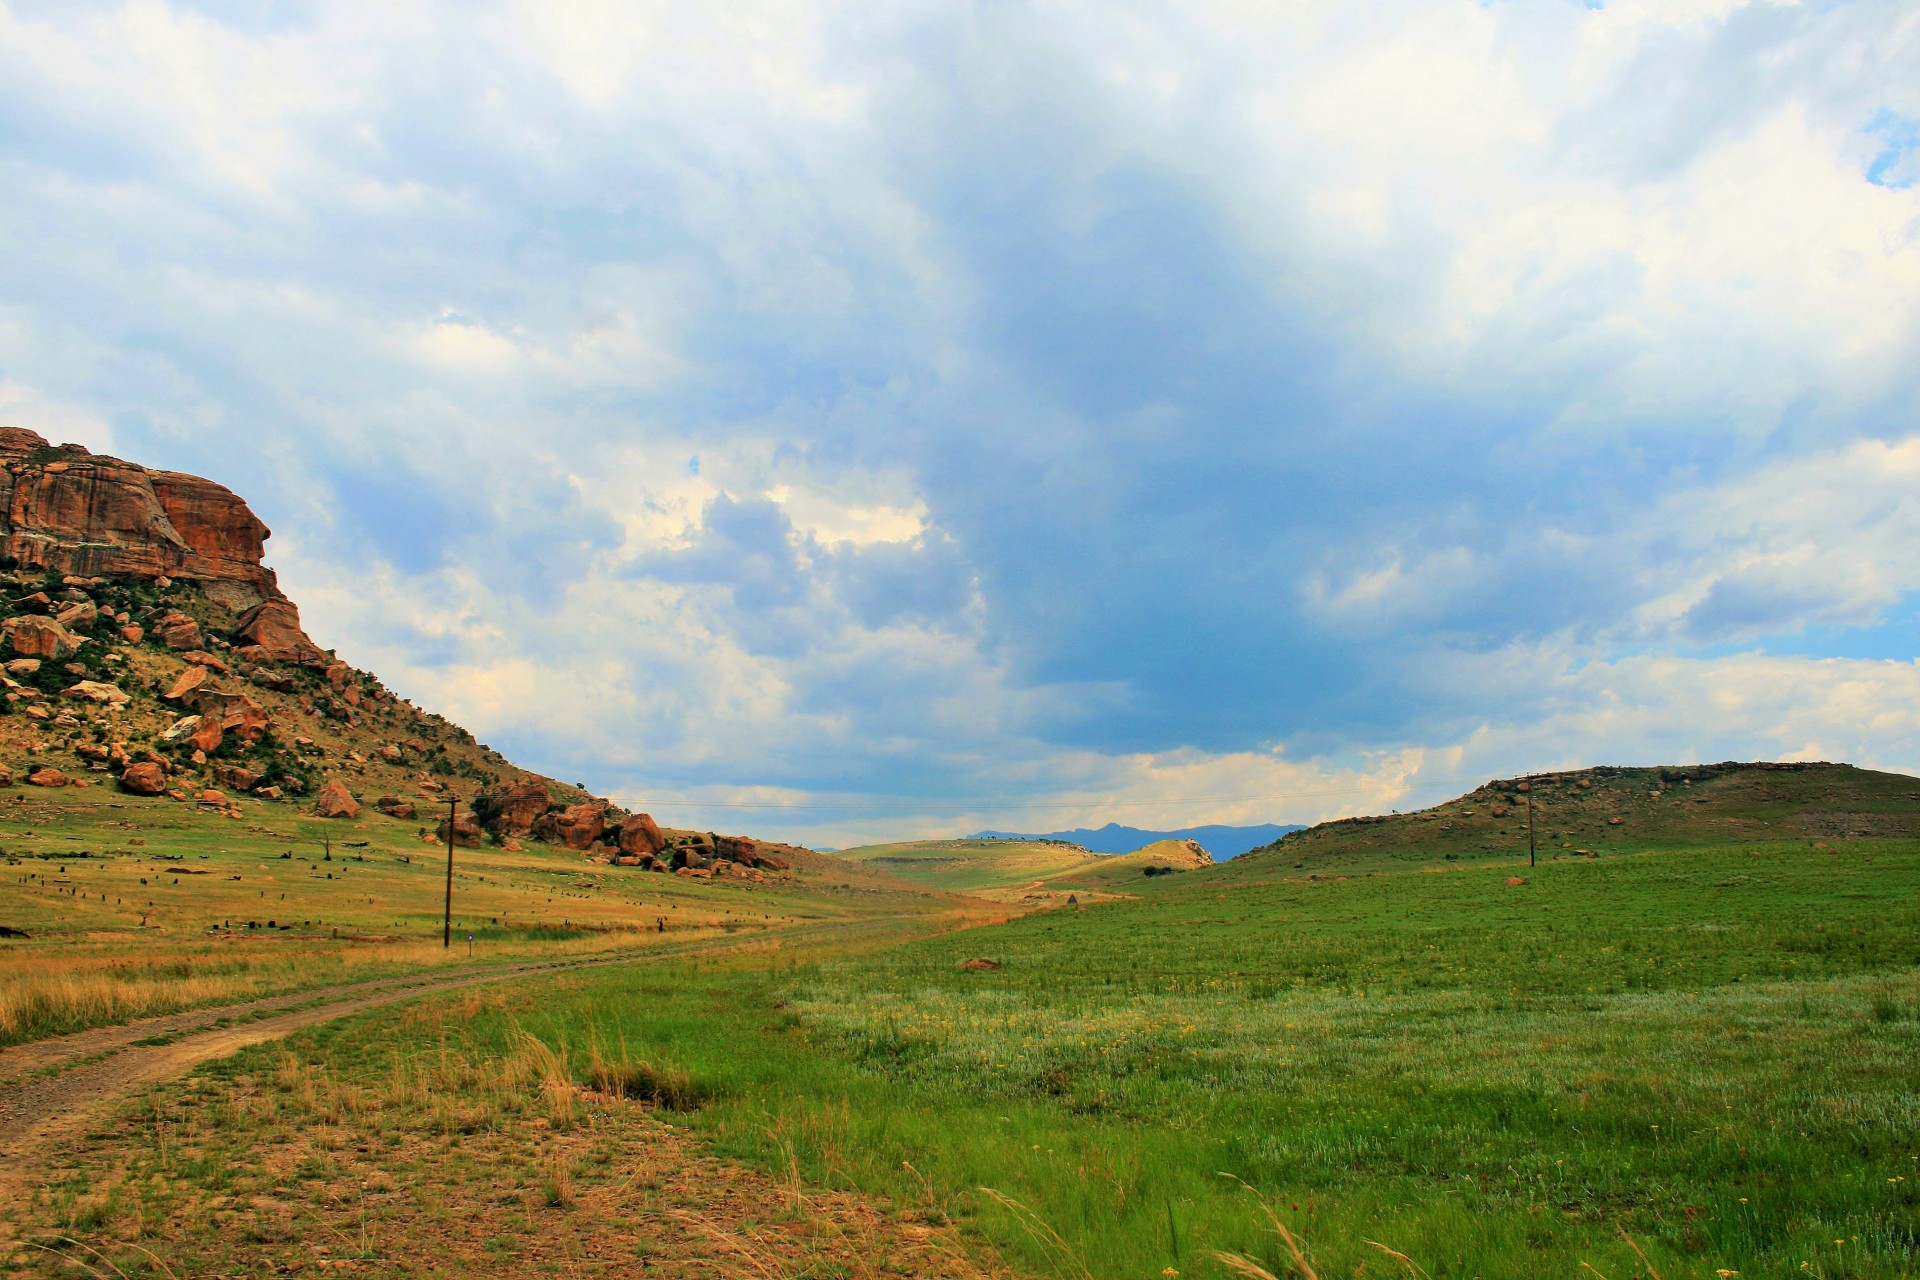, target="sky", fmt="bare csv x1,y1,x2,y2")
2,0,1919,848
